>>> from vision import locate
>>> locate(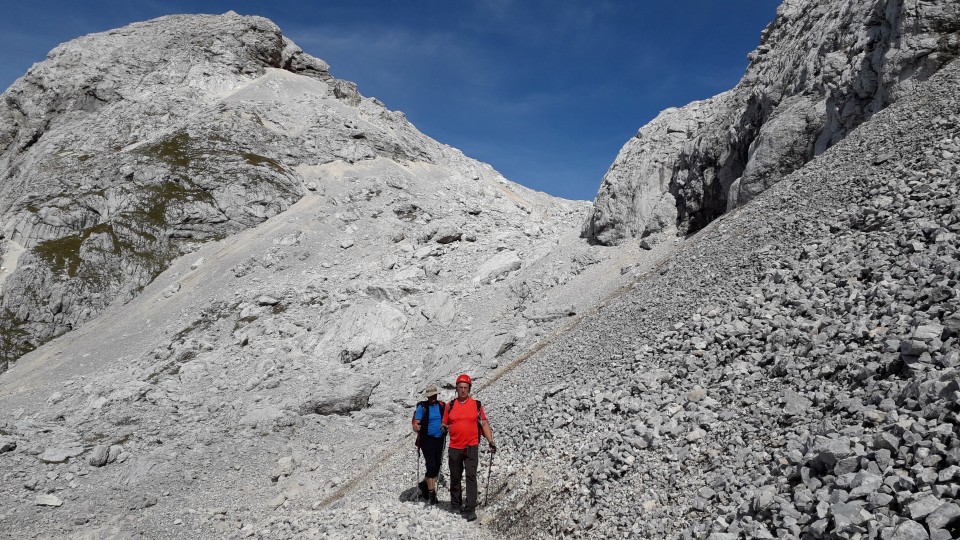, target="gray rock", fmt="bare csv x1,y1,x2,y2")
0,438,16,453
834,456,860,476
752,485,776,511
295,372,378,416
88,445,110,467
34,494,63,507
889,519,929,540
867,492,894,510
107,445,123,464
433,224,462,244
925,501,960,530
908,494,942,520
783,389,812,416
38,446,85,464
256,295,281,306
943,313,960,336
126,495,158,510
831,501,870,531
472,250,521,283
270,456,296,482
913,324,944,341
874,433,901,453
849,471,883,498
811,436,853,472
